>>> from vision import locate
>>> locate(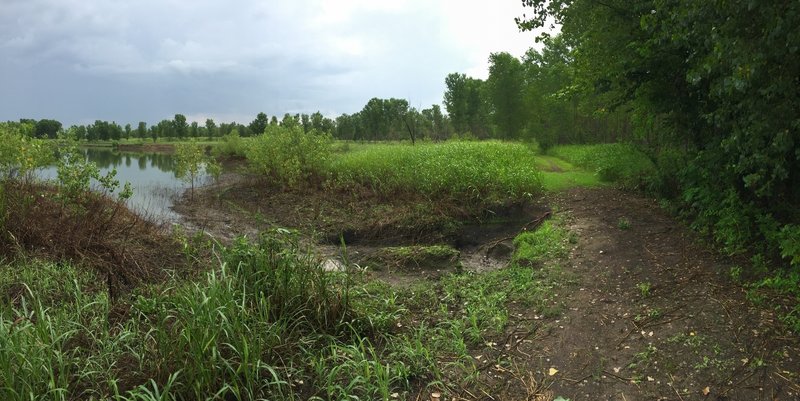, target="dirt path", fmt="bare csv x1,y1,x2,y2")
518,188,800,401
